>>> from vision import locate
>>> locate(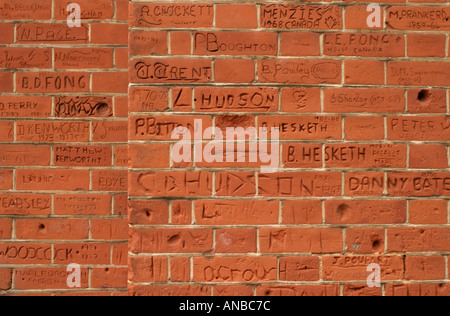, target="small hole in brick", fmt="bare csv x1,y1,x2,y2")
417,90,431,103
105,268,109,272
96,103,110,116
38,224,45,230
372,240,382,252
